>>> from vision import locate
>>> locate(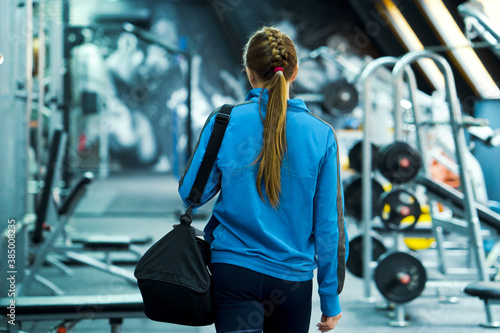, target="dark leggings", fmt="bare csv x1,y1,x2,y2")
212,263,313,333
